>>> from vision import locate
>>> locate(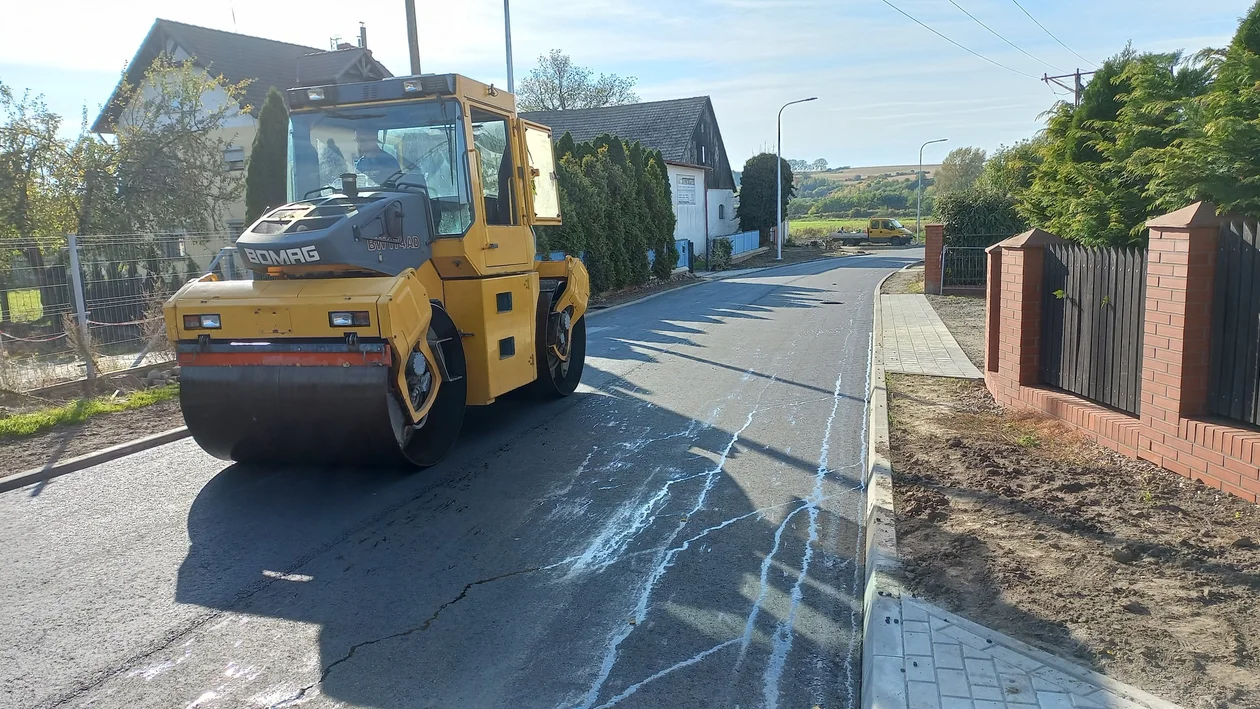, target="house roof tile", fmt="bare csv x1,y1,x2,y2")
521,97,711,163
92,19,390,133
